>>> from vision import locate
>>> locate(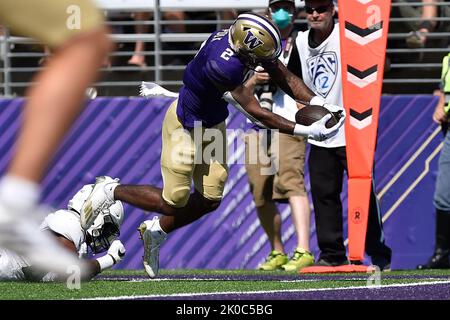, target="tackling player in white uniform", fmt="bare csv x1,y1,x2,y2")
0,177,125,281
